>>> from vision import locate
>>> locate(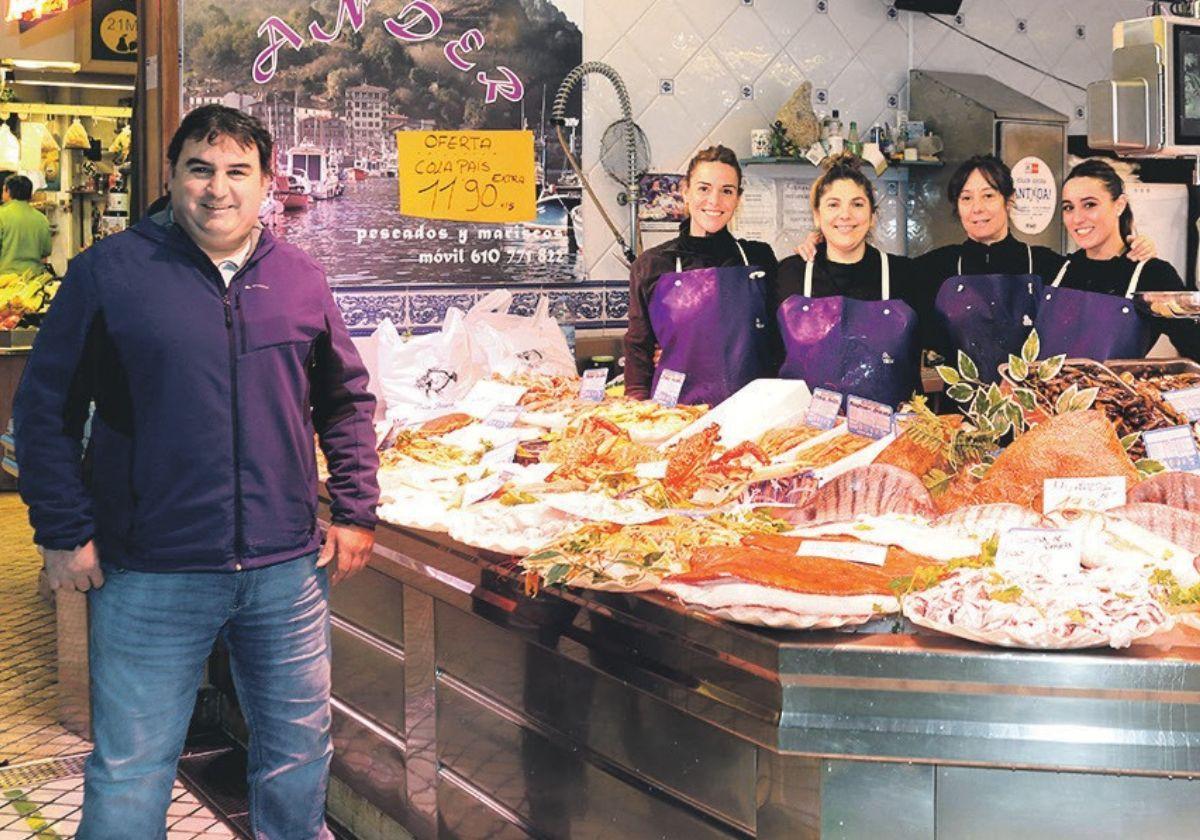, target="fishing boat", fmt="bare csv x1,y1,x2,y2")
525,175,582,236
287,145,343,200
273,174,312,211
